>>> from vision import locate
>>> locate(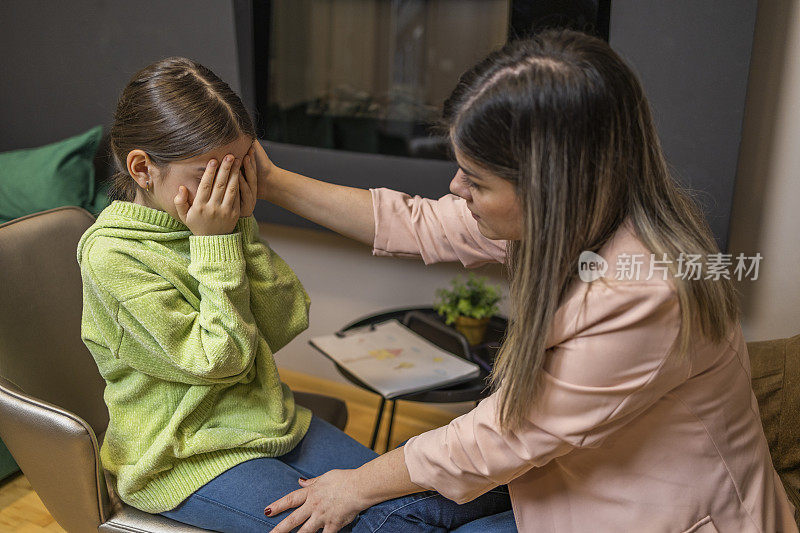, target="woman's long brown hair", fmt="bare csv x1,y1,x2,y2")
442,30,739,432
